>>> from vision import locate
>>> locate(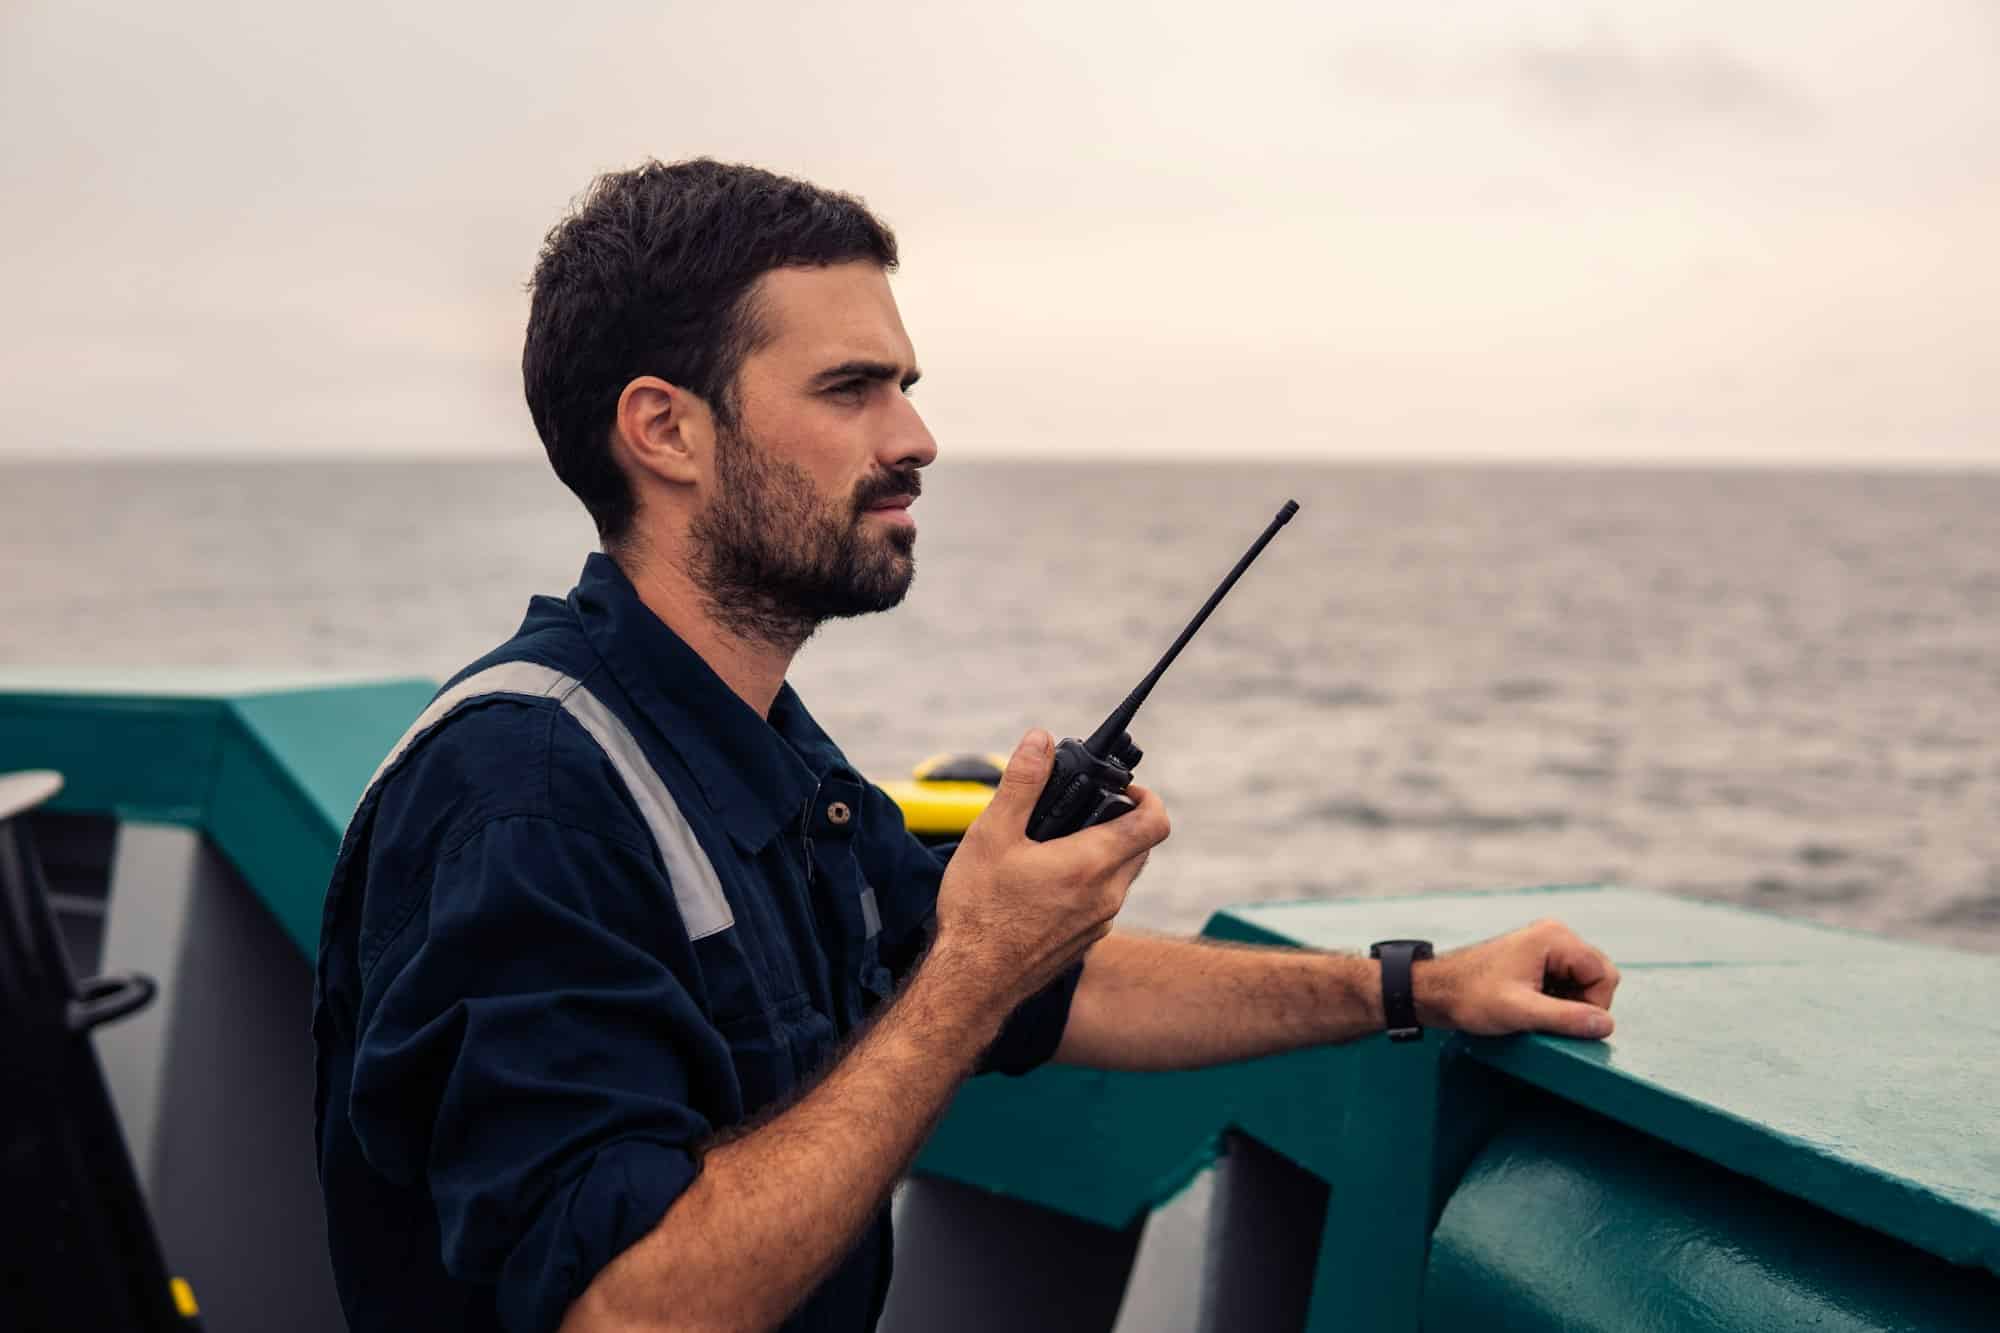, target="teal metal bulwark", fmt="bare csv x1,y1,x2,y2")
6,681,1998,1327
921,889,2000,1329
0,675,436,957
1230,888,2000,1275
